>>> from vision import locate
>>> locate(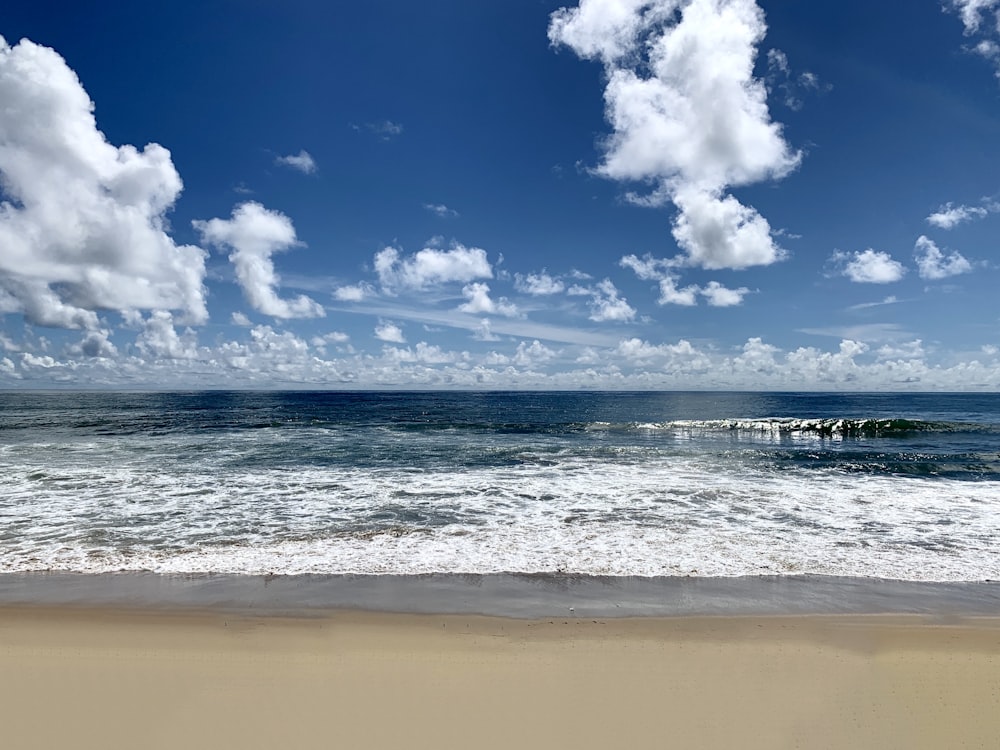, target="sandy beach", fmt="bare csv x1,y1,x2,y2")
2,607,999,750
